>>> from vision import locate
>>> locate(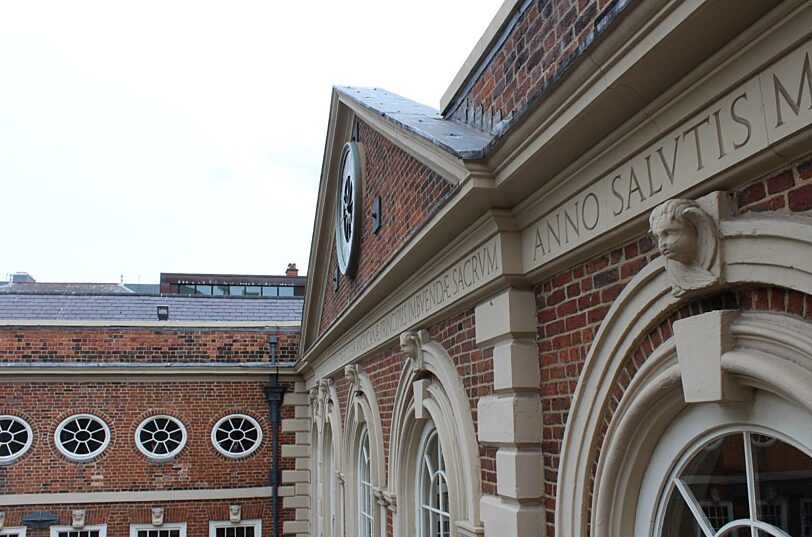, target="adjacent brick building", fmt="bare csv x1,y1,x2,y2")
0,282,310,537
